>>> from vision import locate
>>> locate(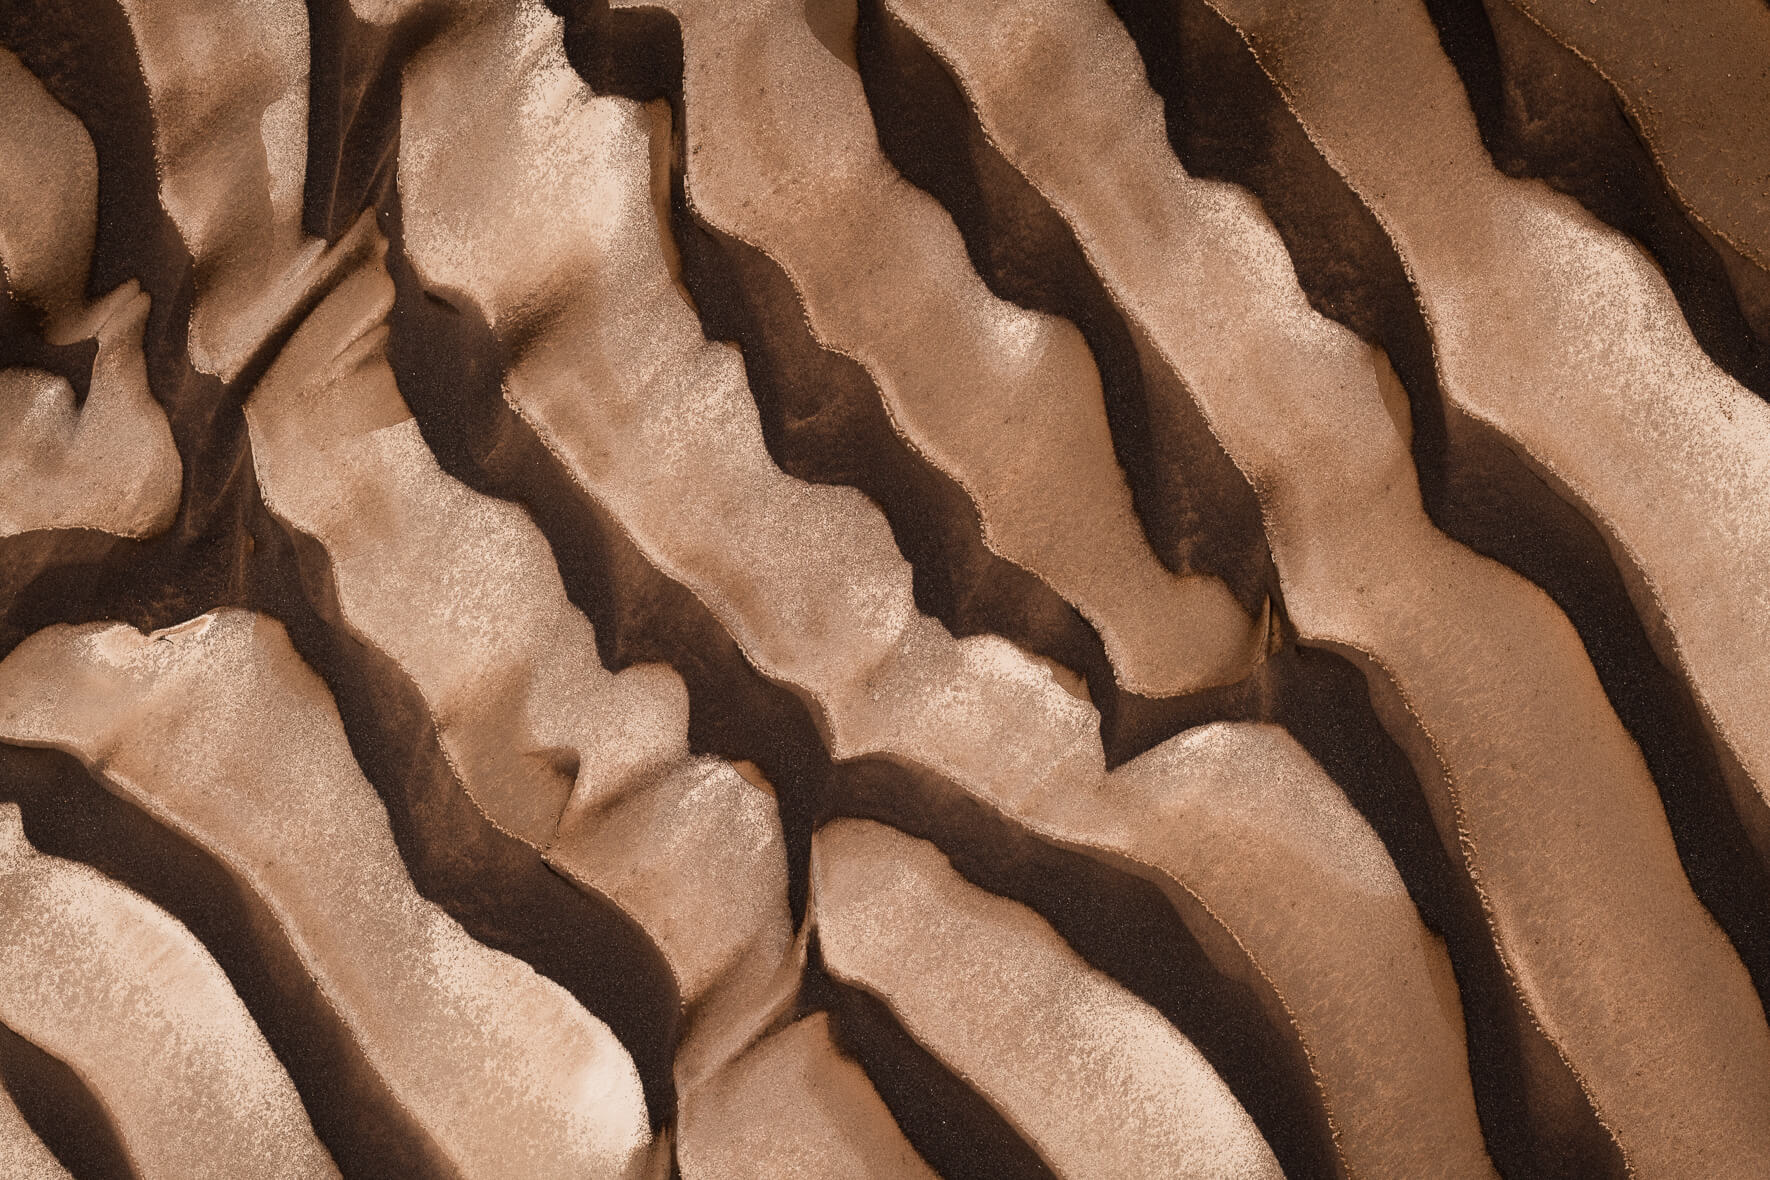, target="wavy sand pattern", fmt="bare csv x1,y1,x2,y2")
0,1,1765,1176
